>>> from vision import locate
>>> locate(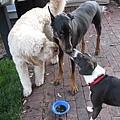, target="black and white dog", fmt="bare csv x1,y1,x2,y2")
71,49,120,120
